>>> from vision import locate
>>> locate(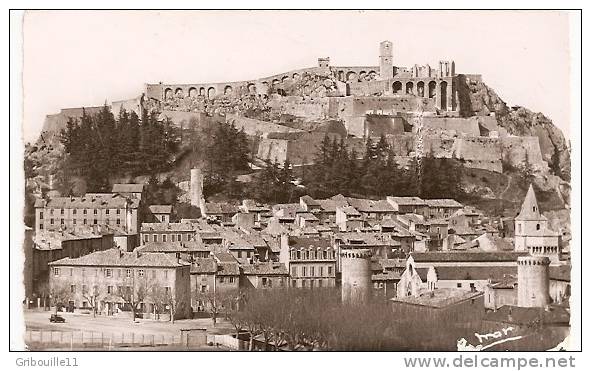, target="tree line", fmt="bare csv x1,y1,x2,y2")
60,106,179,192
